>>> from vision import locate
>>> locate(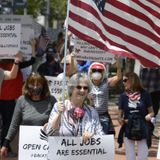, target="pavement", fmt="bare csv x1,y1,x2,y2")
2,100,159,160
